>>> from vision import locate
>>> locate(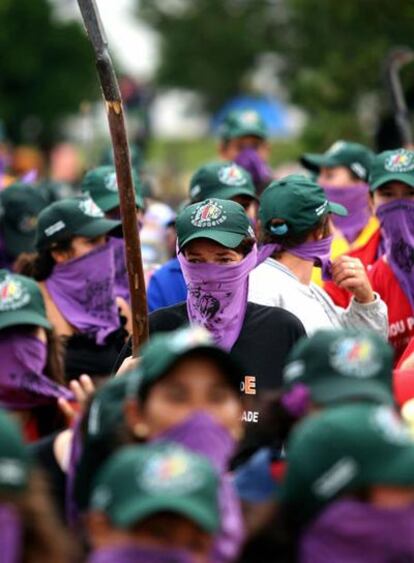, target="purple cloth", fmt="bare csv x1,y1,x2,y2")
289,236,334,280
87,545,193,563
0,505,22,563
322,183,371,243
109,236,130,303
377,200,414,312
234,148,272,187
281,384,311,418
46,242,120,344
20,169,38,184
65,416,83,528
301,499,414,563
0,332,73,409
